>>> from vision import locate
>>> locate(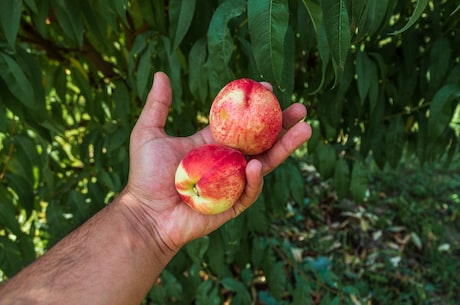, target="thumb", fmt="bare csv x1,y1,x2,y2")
135,72,172,132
